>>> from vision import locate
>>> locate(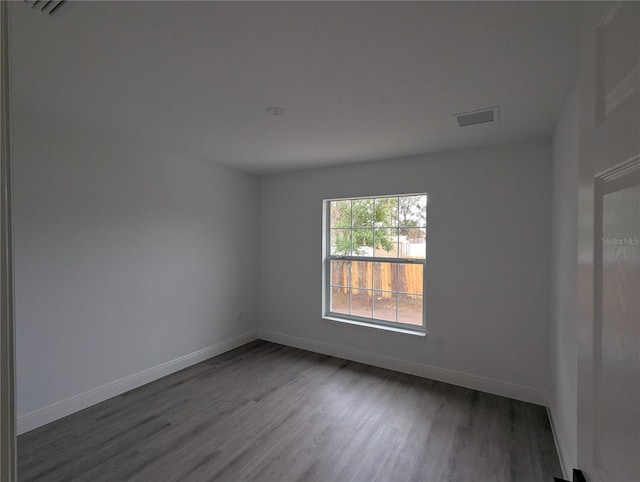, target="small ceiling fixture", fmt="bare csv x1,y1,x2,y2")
453,106,500,127
266,107,285,116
